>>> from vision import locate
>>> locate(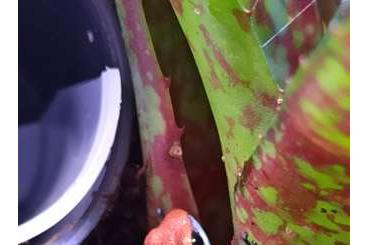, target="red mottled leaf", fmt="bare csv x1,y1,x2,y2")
141,0,233,243
115,0,198,227
233,7,349,244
